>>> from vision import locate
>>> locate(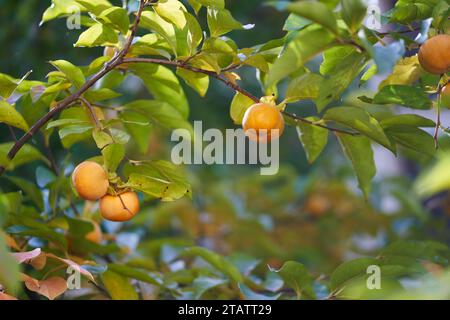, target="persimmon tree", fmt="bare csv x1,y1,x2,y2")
0,0,450,300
